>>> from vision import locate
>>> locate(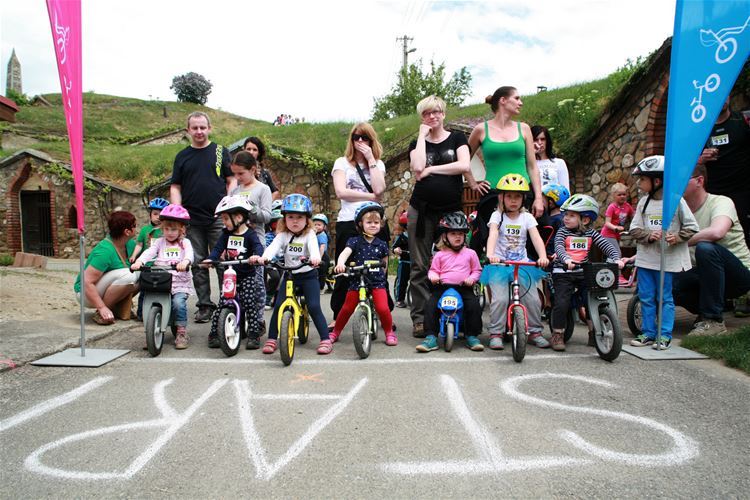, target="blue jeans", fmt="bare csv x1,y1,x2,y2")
269,270,329,341
638,267,674,340
186,219,224,309
673,241,750,321
171,292,189,327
